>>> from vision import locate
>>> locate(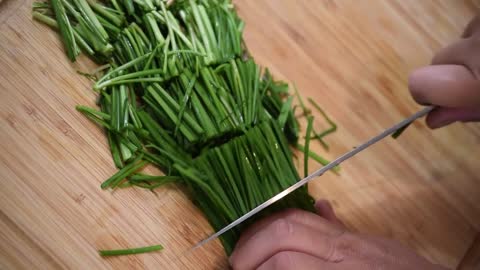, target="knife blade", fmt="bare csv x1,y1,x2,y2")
191,106,434,251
